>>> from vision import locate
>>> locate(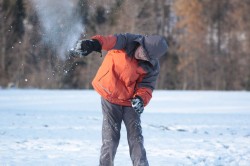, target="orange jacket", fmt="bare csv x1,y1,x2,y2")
91,33,167,107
